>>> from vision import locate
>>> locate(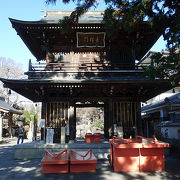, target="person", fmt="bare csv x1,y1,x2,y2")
17,125,25,144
